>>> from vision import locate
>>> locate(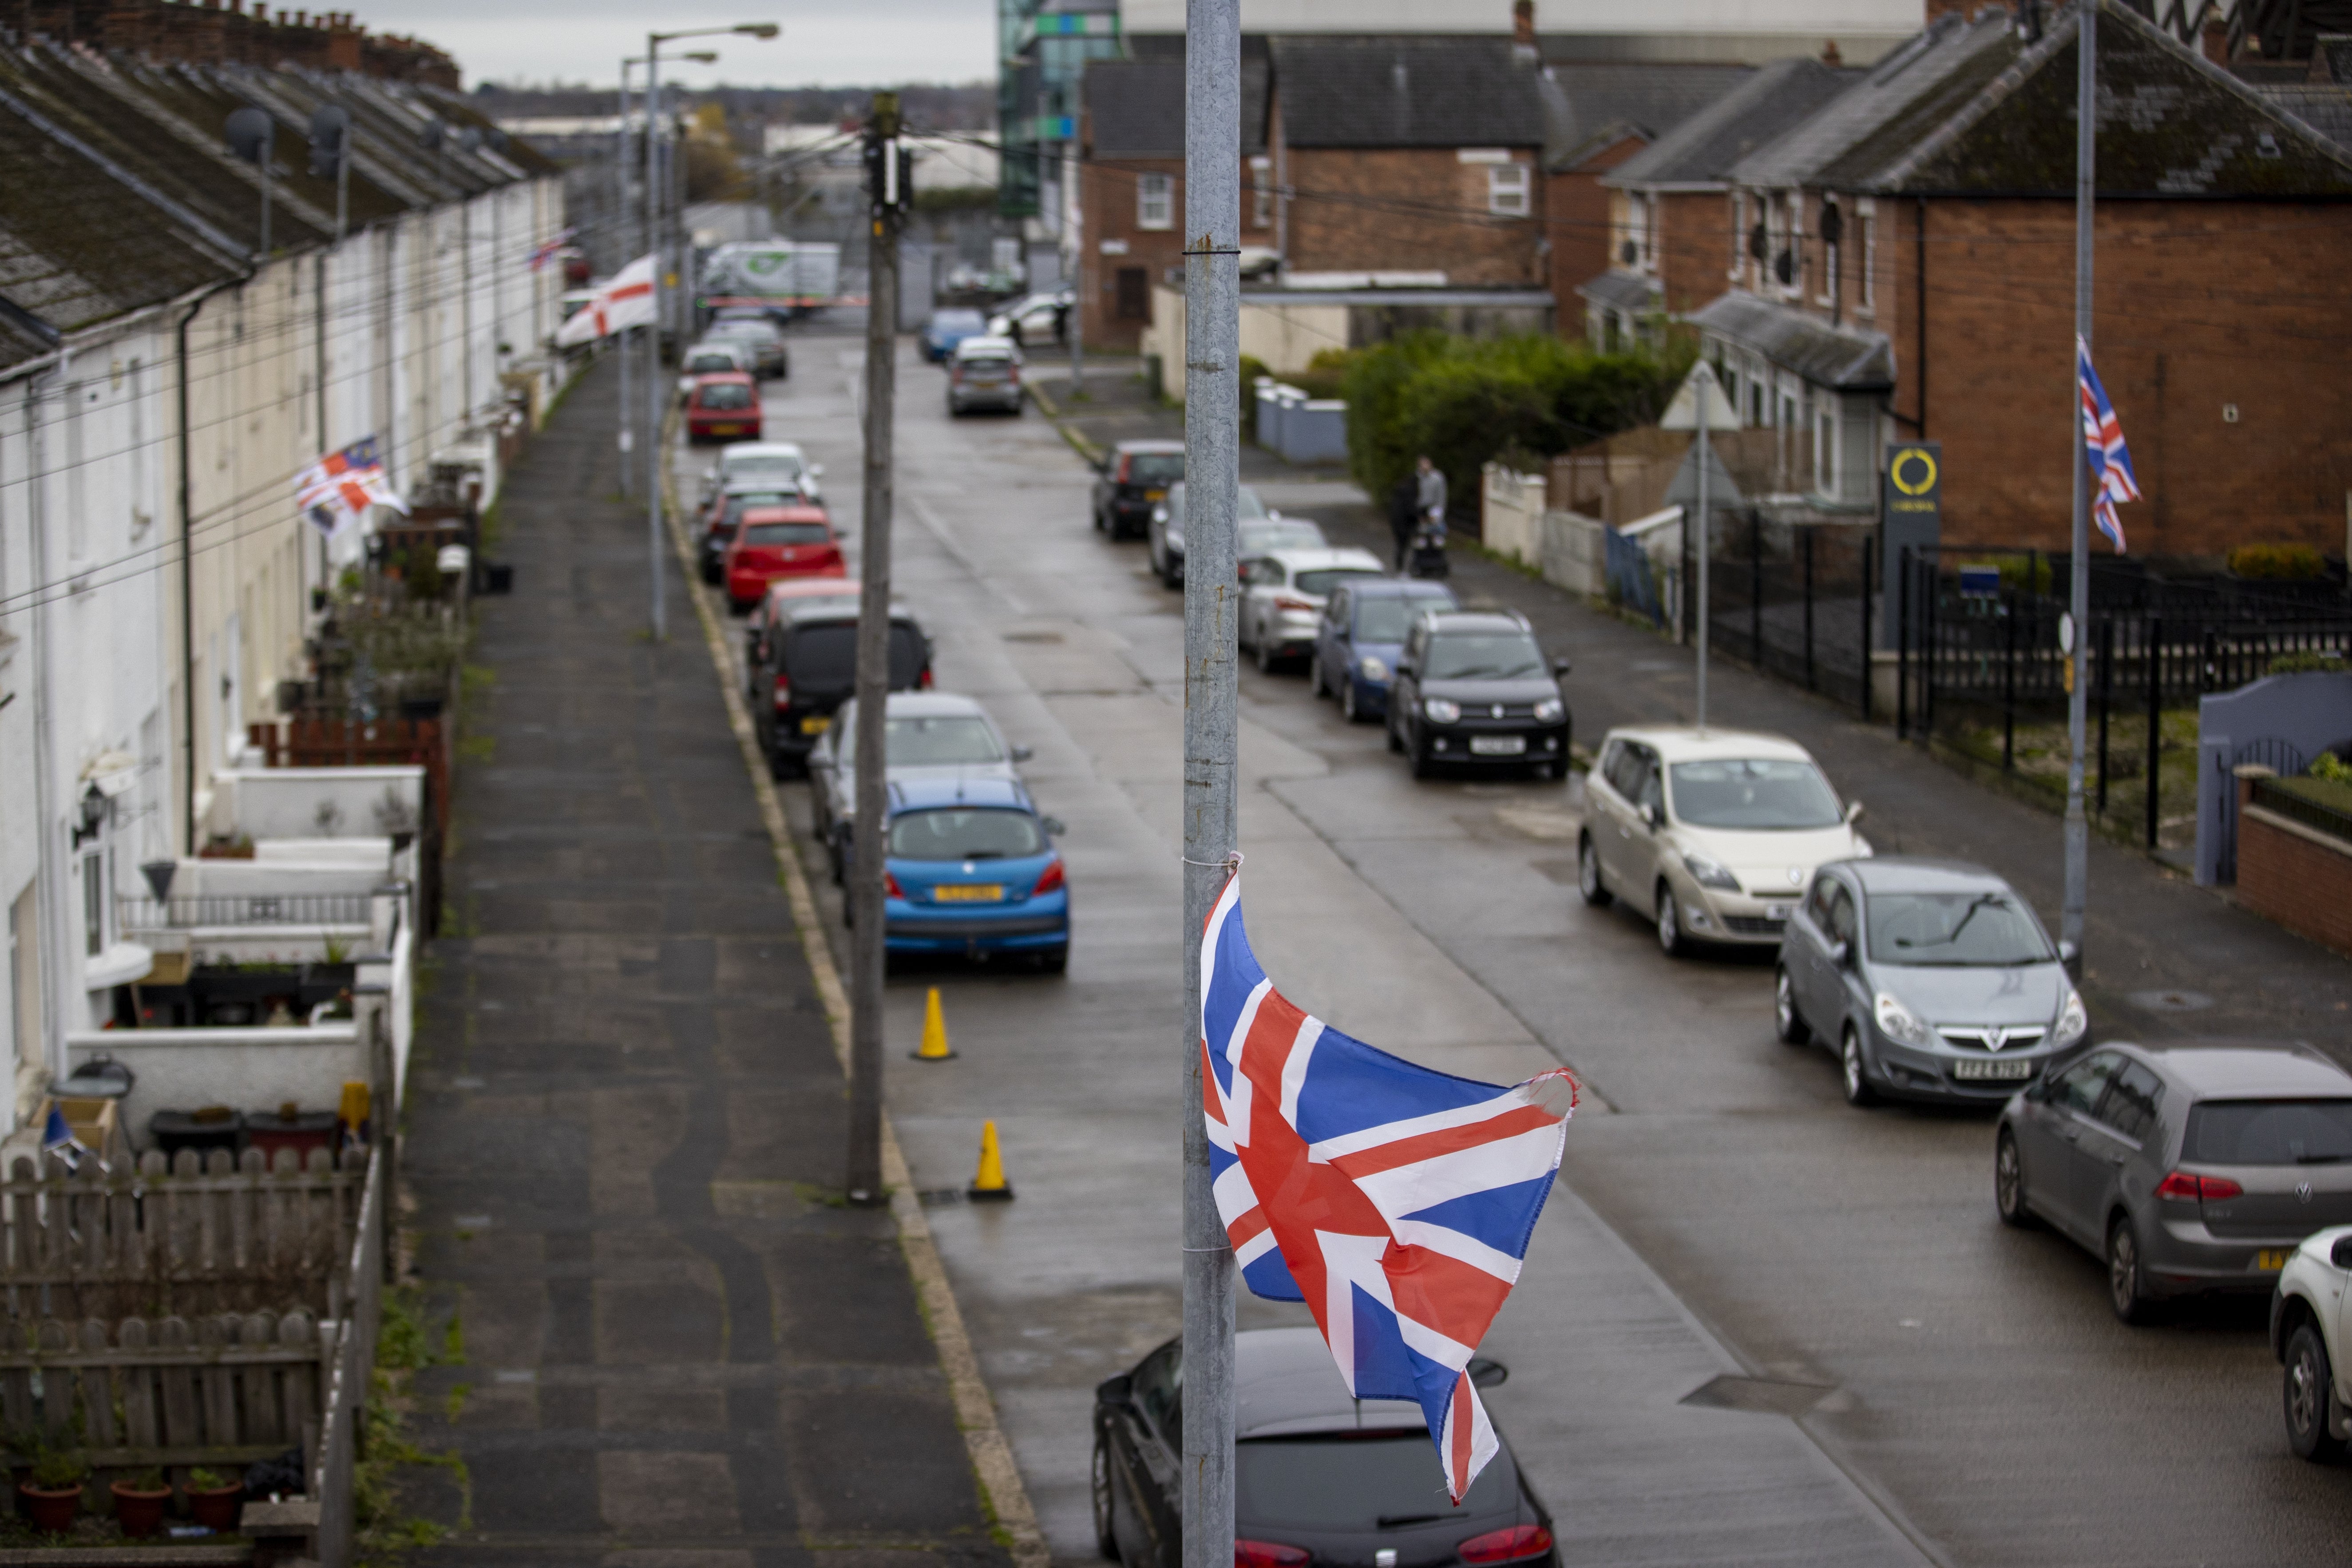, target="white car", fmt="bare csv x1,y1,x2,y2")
1239,546,1388,672
702,440,822,507
1580,725,1870,956
2273,1224,2352,1460
986,287,1073,344
947,335,1024,416
677,338,752,396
